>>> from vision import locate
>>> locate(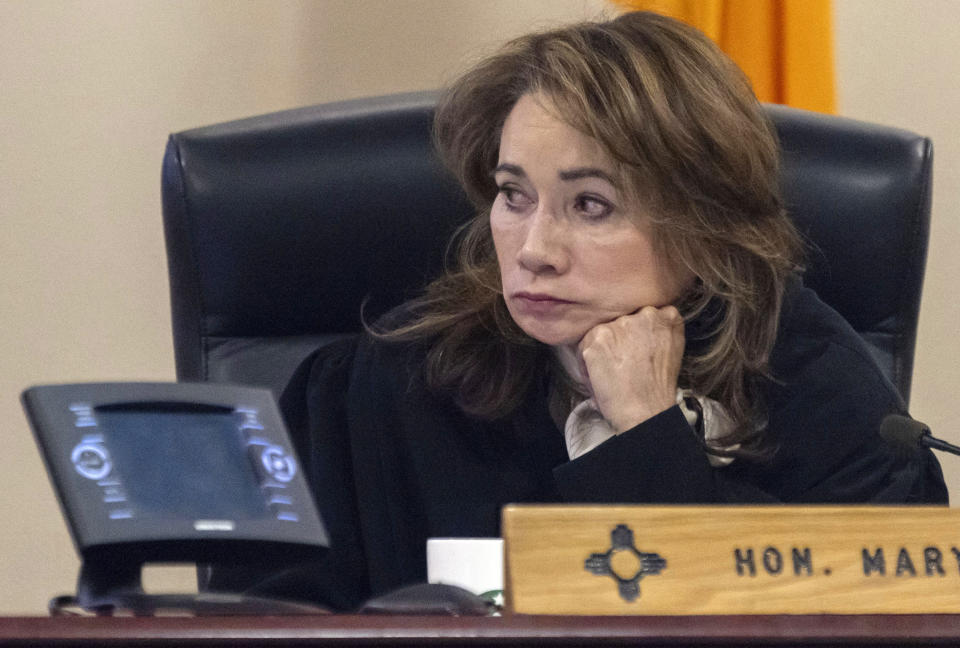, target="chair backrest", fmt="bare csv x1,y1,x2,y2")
162,92,932,406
